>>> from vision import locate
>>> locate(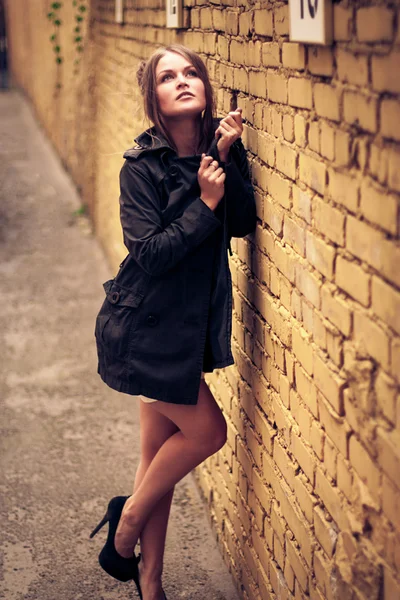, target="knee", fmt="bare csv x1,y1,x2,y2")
201,416,227,456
